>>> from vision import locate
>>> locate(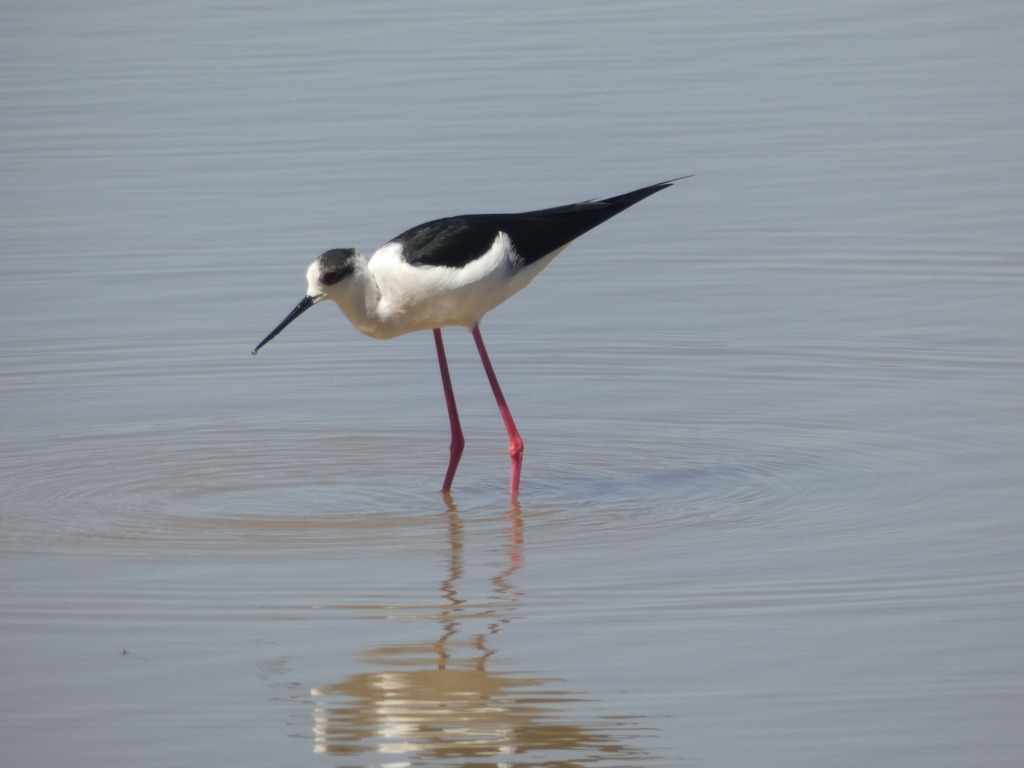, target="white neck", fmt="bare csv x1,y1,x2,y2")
323,256,400,339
